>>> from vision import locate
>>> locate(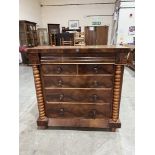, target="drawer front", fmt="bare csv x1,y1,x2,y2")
42,64,77,75
43,76,113,88
40,51,116,63
78,64,114,74
45,89,113,103
46,103,111,118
